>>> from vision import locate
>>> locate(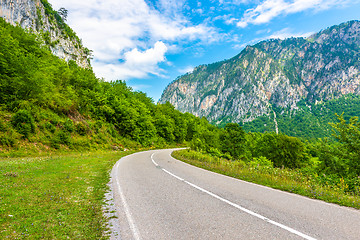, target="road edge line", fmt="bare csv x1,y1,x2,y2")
114,161,142,240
